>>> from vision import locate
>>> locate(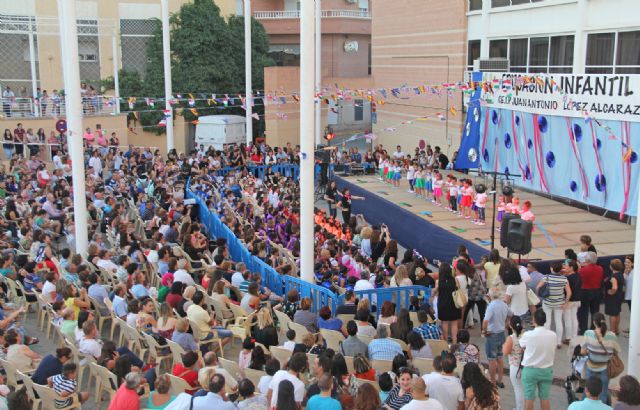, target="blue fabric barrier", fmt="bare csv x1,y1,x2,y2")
186,185,337,313
334,176,488,264
337,286,432,318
